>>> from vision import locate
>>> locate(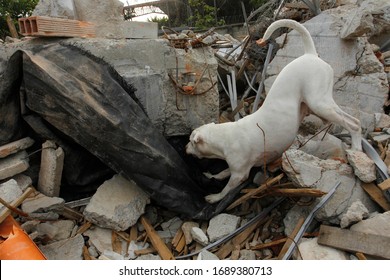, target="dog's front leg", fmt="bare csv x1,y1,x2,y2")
204,168,231,180
205,172,246,204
